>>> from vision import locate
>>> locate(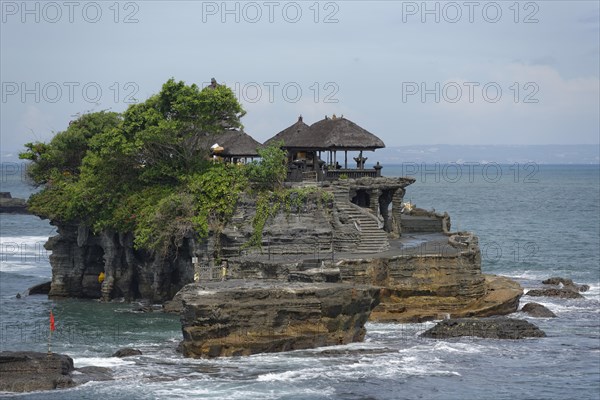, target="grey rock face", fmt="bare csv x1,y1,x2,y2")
112,348,142,357
521,302,557,318
421,317,546,339
526,288,584,299
26,281,52,295
0,352,75,392
541,277,589,293
45,223,197,302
